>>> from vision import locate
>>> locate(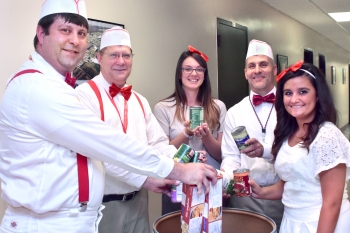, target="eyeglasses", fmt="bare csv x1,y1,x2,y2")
182,67,206,74
103,52,134,60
